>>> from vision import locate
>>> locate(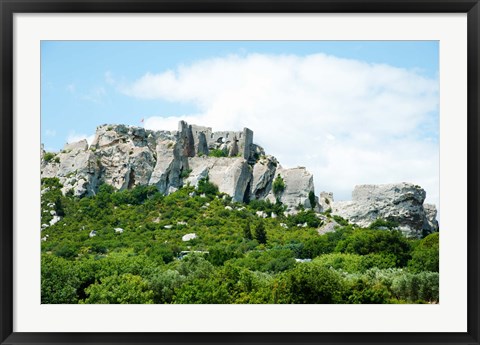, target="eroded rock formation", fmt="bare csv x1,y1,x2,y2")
41,121,318,212
329,183,438,237
41,122,439,234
